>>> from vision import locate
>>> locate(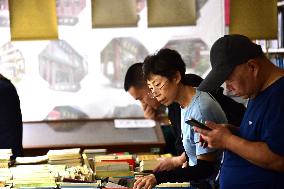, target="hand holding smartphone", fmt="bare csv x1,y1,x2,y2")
185,118,211,131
